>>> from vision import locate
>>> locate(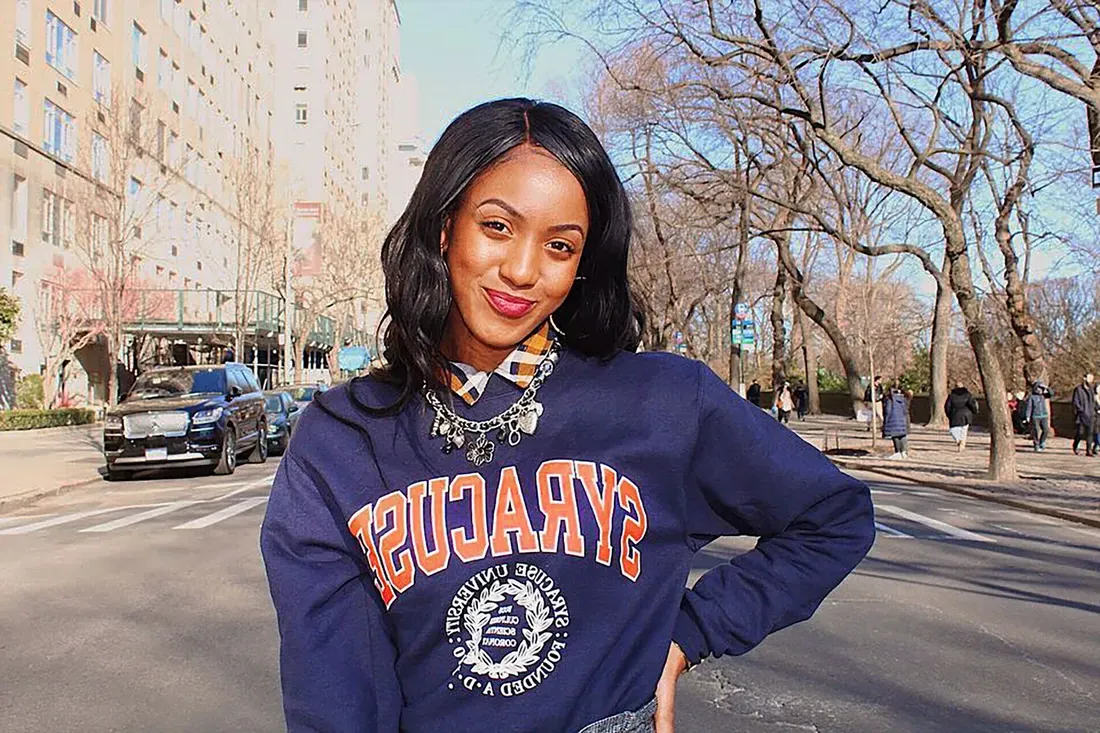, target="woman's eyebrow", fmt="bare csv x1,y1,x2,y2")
477,198,585,236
